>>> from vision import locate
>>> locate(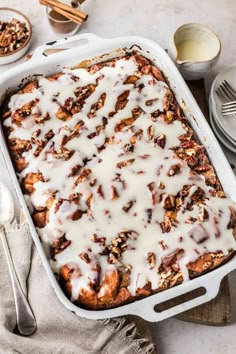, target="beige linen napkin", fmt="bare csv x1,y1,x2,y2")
0,222,155,354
